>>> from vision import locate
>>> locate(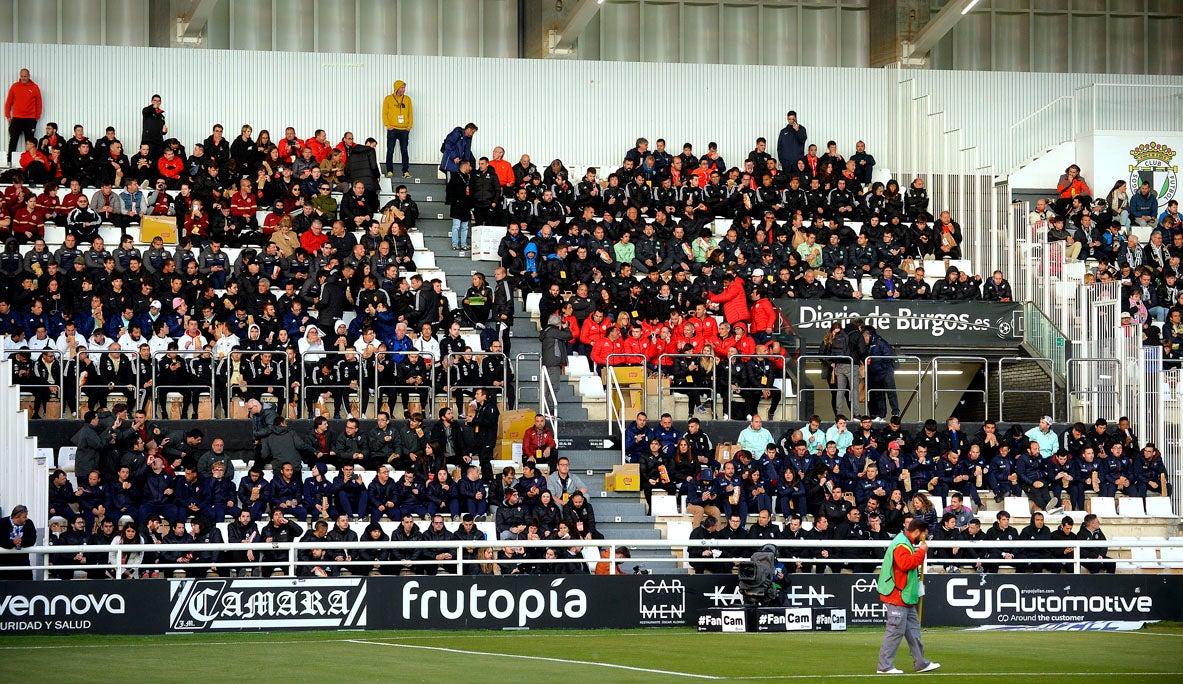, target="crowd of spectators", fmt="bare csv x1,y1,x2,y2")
1031,166,1183,359
629,411,1167,574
